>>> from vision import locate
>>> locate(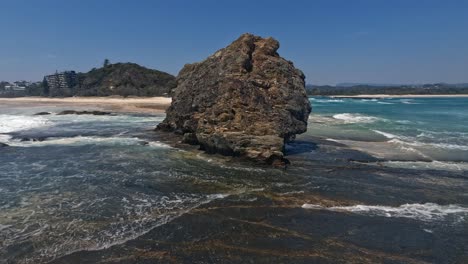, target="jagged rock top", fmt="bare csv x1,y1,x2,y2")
157,33,312,164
